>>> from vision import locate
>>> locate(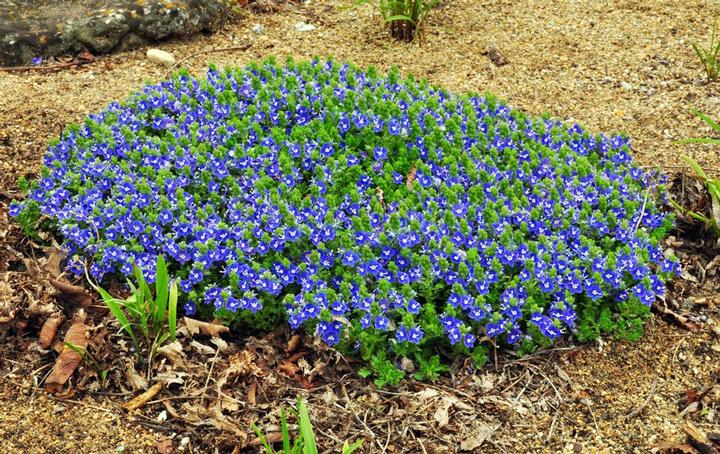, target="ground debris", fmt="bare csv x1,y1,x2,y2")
45,313,89,393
